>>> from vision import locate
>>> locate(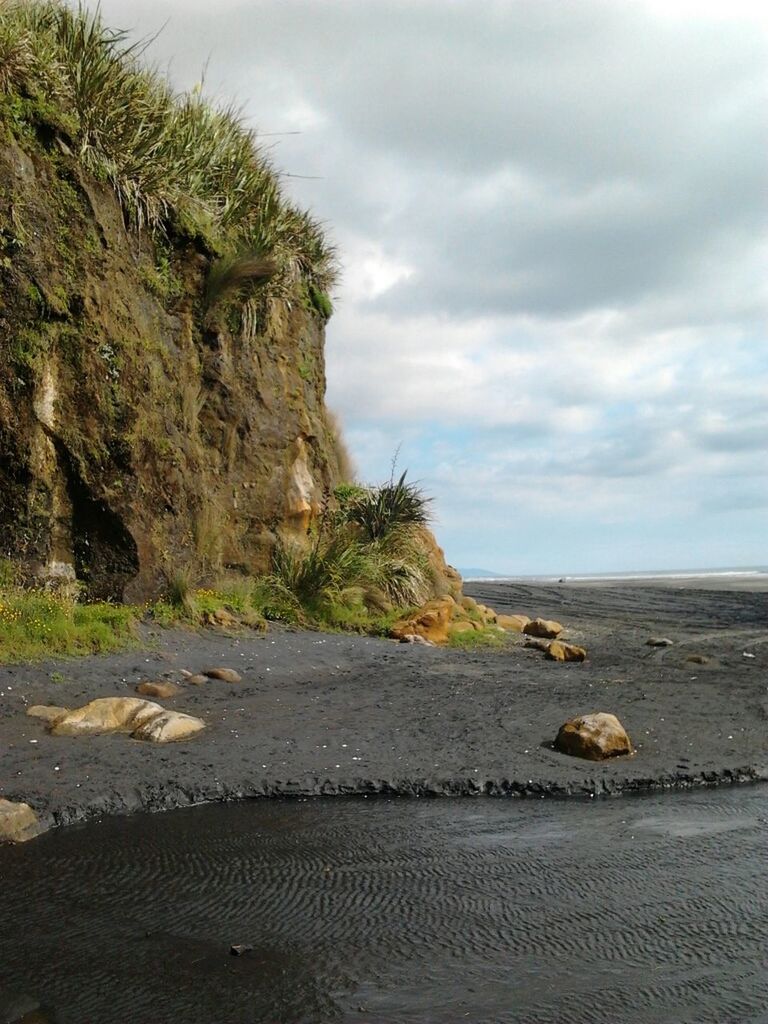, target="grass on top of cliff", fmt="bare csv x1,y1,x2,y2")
0,0,337,296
